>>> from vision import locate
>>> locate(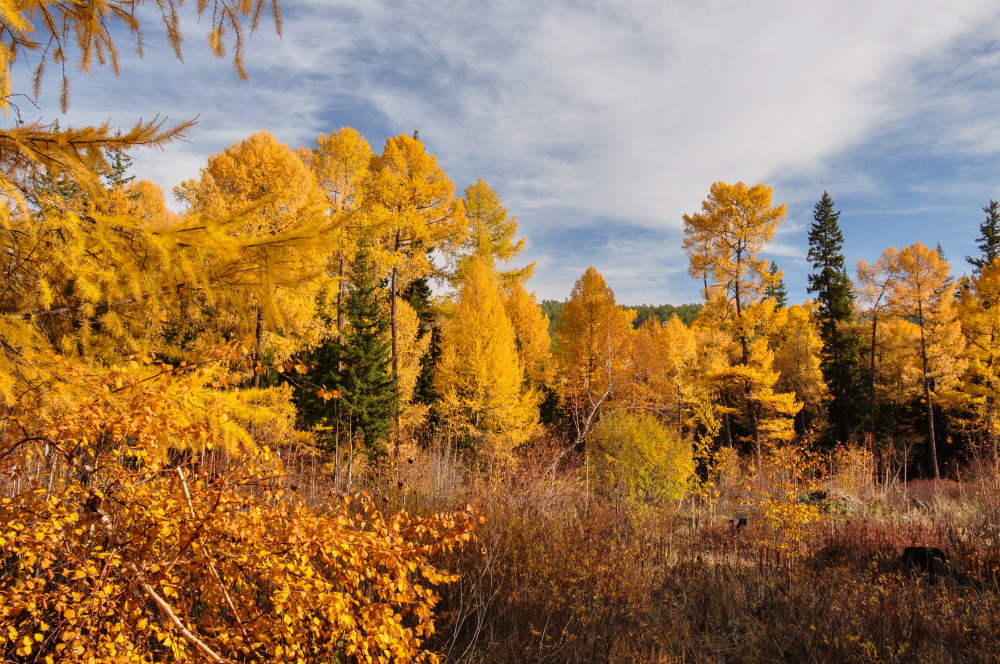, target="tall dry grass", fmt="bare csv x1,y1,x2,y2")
363,442,1000,663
